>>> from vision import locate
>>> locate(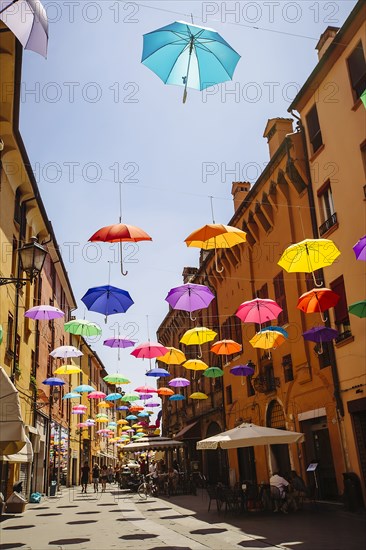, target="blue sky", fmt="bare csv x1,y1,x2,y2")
19,0,357,406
